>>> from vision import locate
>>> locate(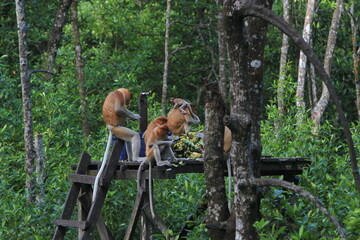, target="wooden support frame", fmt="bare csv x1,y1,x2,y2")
124,175,173,240
53,139,124,240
